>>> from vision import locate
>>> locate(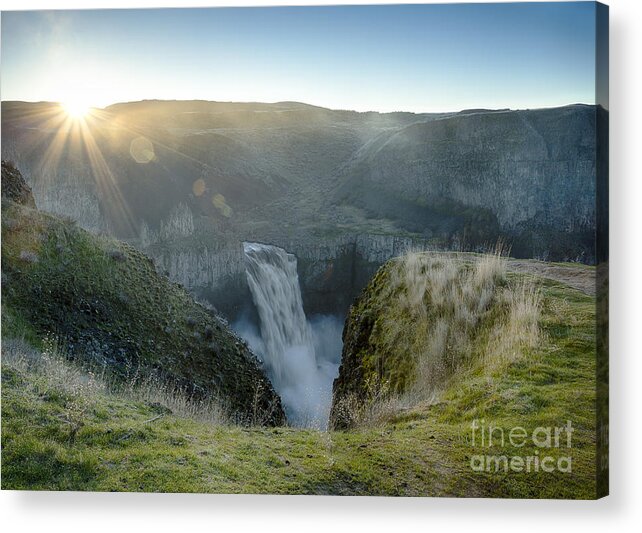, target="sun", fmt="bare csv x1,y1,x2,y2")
61,100,92,120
